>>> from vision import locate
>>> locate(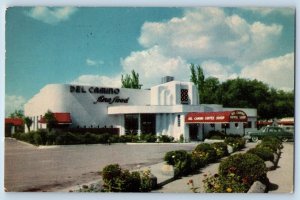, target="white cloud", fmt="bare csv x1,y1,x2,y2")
86,58,104,66
25,7,78,25
242,7,295,16
138,7,282,65
240,53,294,91
201,60,238,82
71,75,121,88
72,8,293,91
5,95,26,117
121,46,190,88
